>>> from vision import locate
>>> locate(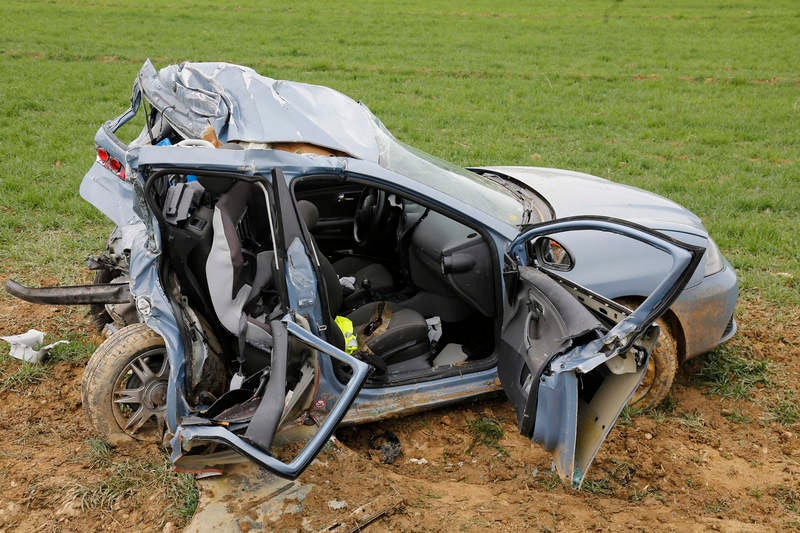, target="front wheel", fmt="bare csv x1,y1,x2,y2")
628,315,678,409
617,299,679,410
82,323,169,445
